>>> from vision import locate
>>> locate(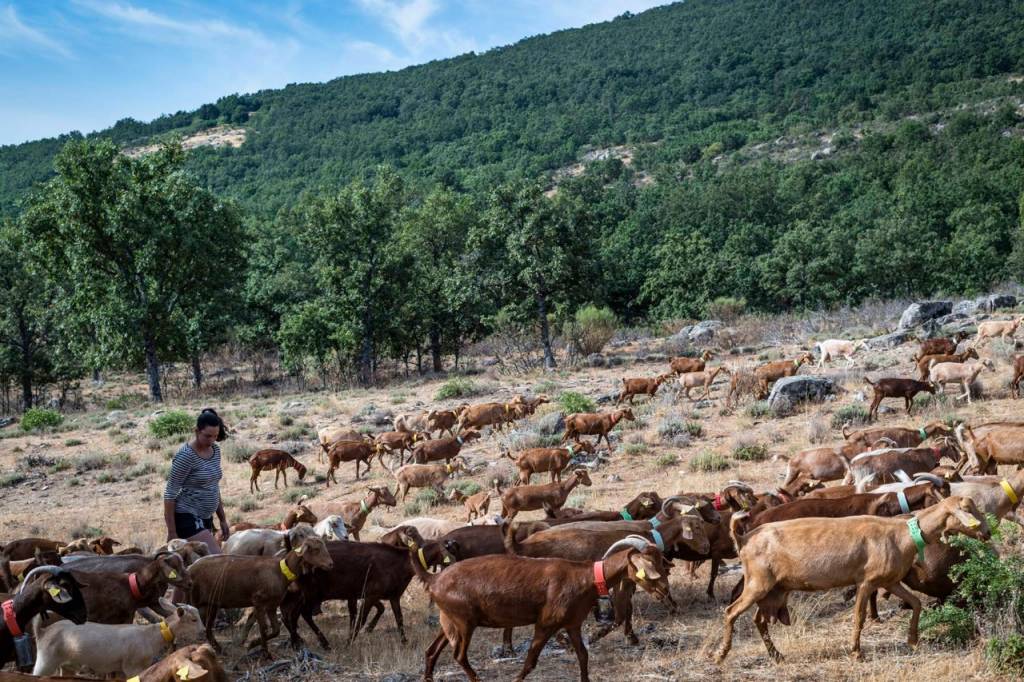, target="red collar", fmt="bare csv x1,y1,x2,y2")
932,447,942,461
712,493,724,511
775,490,792,503
128,573,144,600
2,599,22,637
593,562,609,597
